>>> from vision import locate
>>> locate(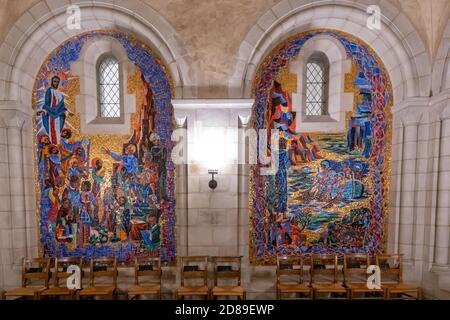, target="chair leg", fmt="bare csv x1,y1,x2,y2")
385,289,390,300
158,290,161,300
